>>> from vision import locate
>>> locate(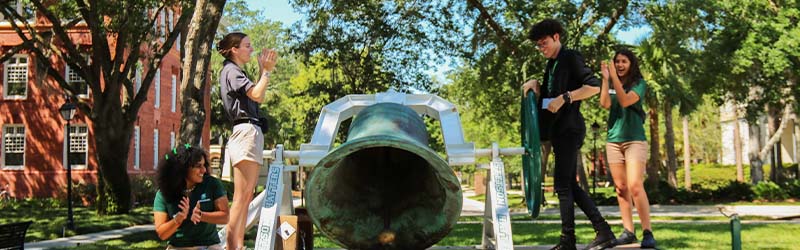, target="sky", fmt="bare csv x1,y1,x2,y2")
246,0,650,45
